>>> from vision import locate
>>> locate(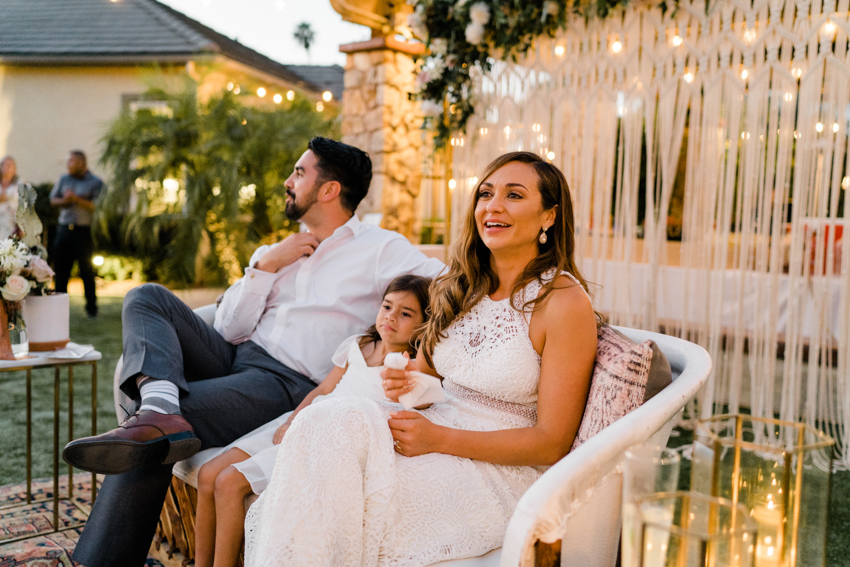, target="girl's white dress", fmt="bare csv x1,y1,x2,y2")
226,335,394,494
244,274,565,567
